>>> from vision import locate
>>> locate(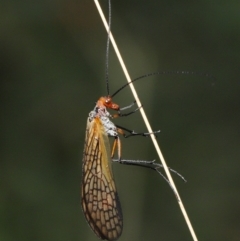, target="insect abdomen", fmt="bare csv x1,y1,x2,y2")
81,117,123,240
